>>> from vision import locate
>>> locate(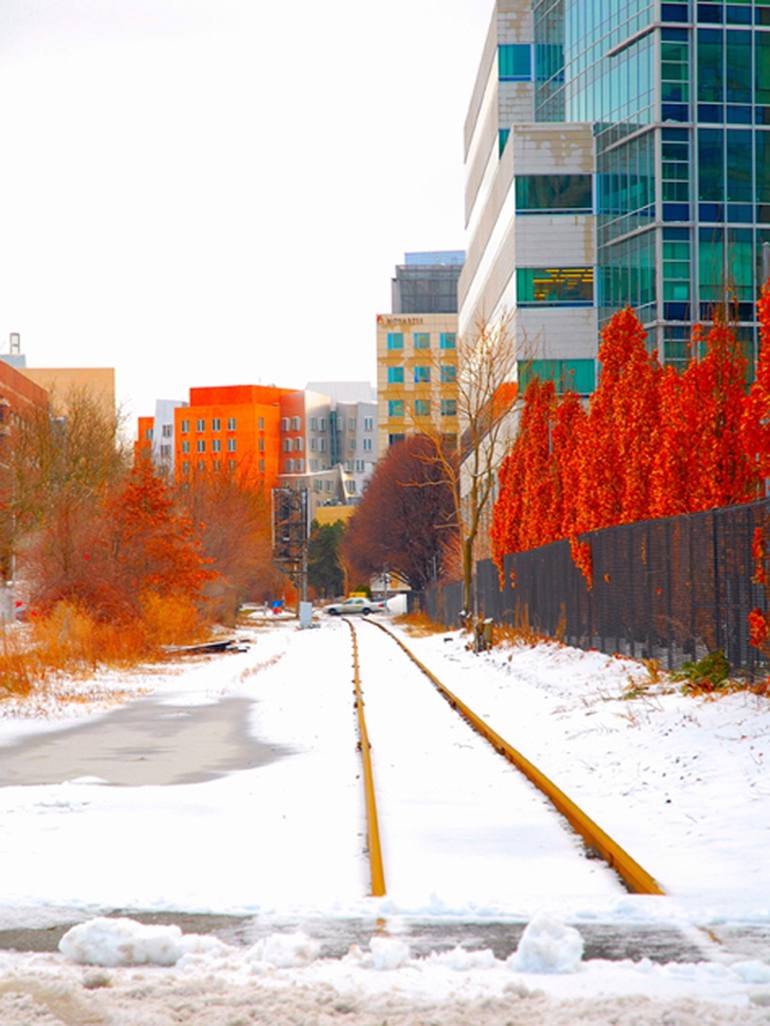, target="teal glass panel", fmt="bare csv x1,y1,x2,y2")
756,132,770,203
516,267,594,305
499,128,510,156
387,332,403,350
388,400,404,418
756,32,770,105
726,31,751,104
726,130,752,203
698,129,724,201
517,359,596,394
413,366,431,383
515,174,592,213
413,332,430,349
440,399,457,417
440,365,456,383
699,230,724,302
728,227,753,300
697,29,723,102
387,366,404,384
439,332,456,349
413,399,430,417
499,44,532,81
